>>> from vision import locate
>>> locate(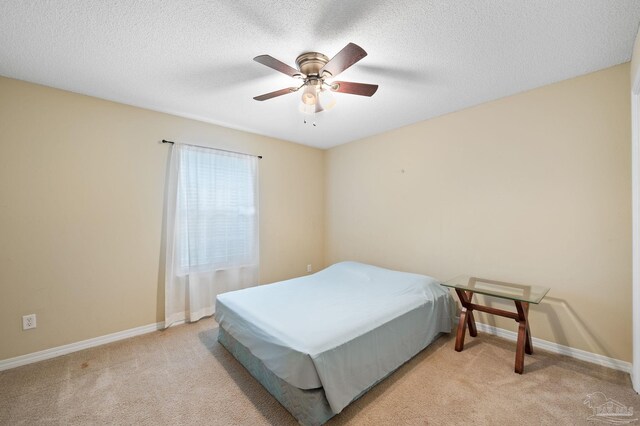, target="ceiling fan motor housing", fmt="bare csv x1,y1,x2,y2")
295,52,330,77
